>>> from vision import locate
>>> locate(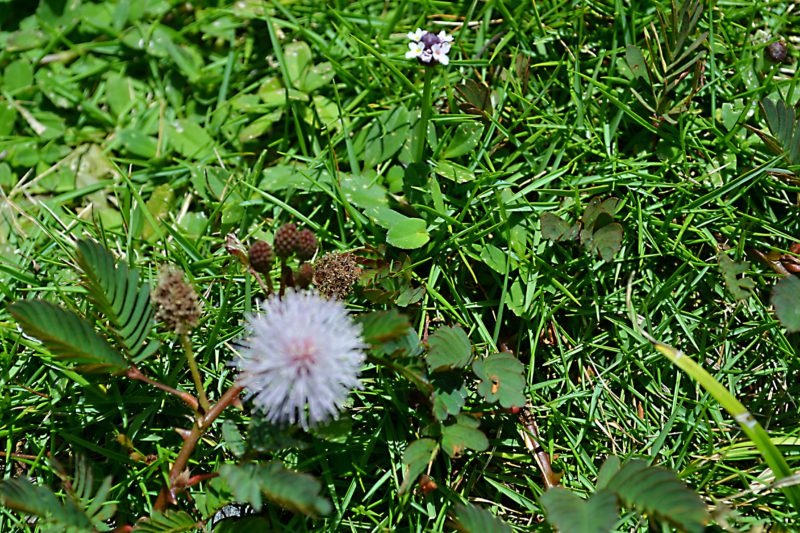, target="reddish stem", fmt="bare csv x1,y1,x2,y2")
126,365,199,412
518,408,562,489
248,265,274,296
0,450,38,461
153,384,244,511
